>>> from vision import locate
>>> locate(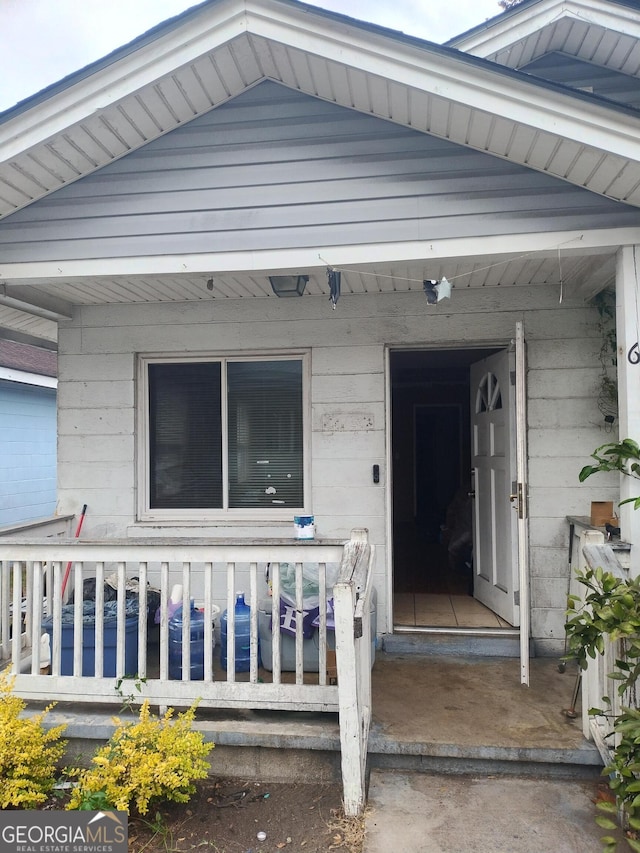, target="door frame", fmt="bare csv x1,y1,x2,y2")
385,340,529,679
